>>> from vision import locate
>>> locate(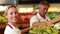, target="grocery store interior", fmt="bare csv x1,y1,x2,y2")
0,0,60,34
